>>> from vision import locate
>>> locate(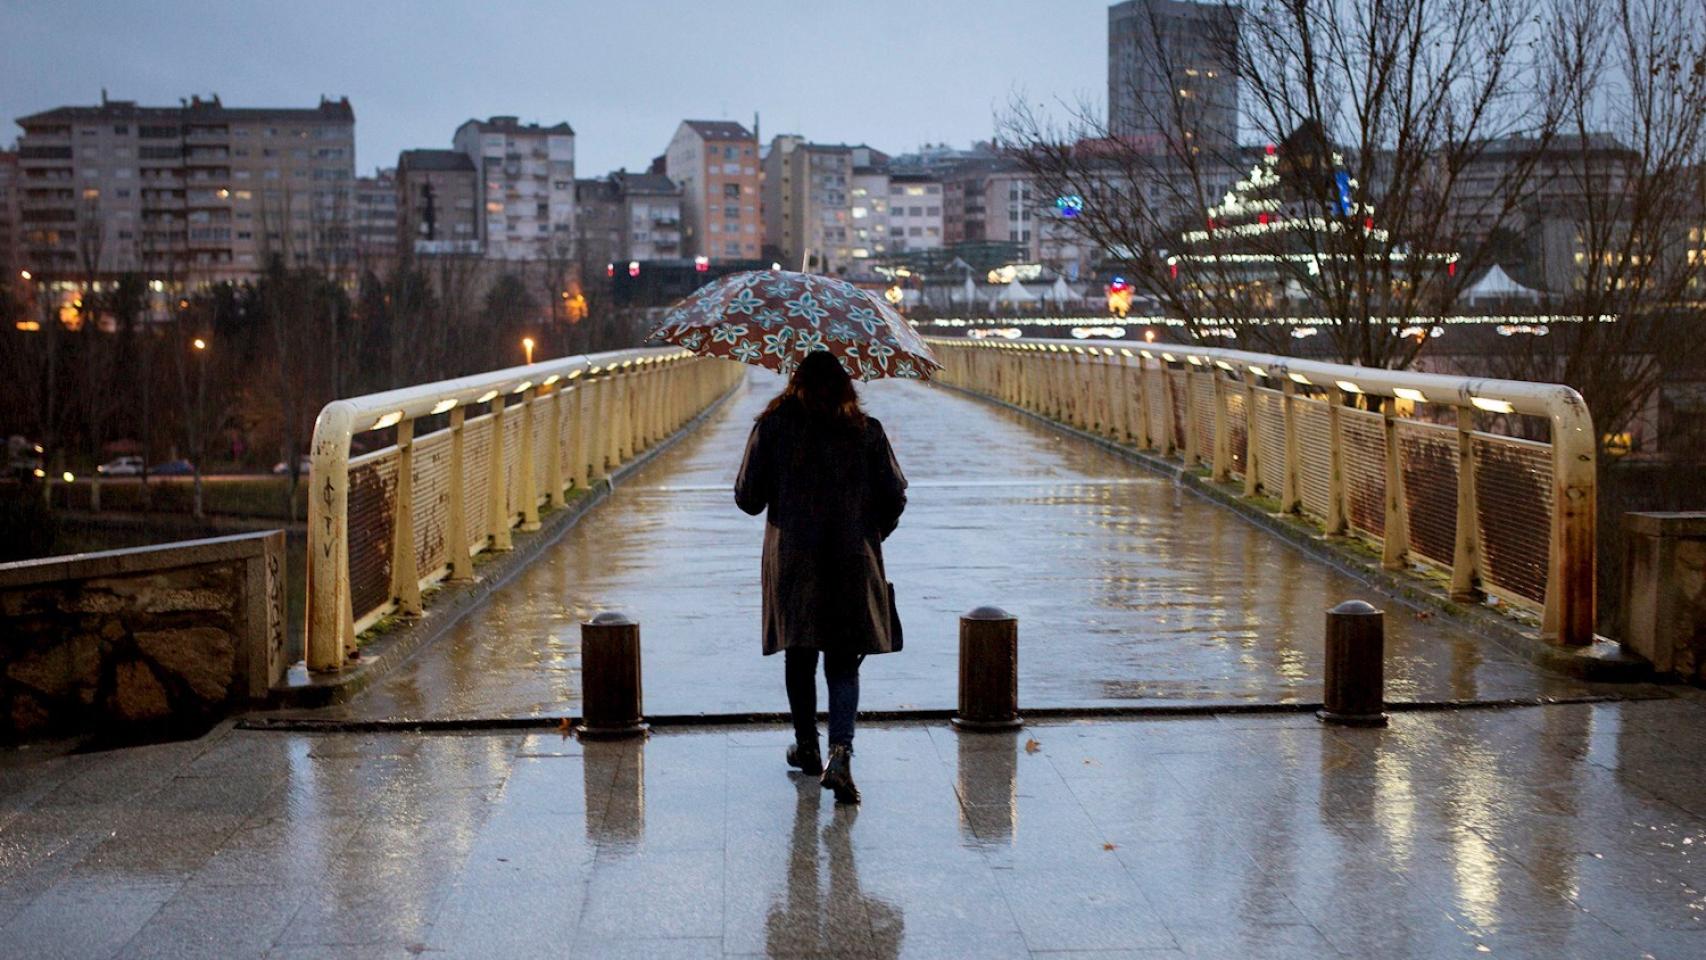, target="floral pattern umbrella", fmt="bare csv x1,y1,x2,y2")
648,270,939,381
